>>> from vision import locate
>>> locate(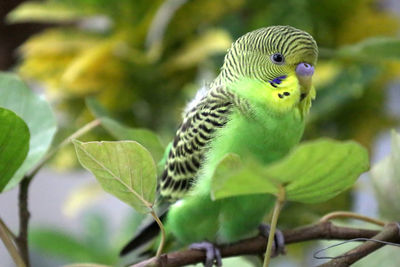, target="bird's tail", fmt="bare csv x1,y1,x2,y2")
120,212,167,256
